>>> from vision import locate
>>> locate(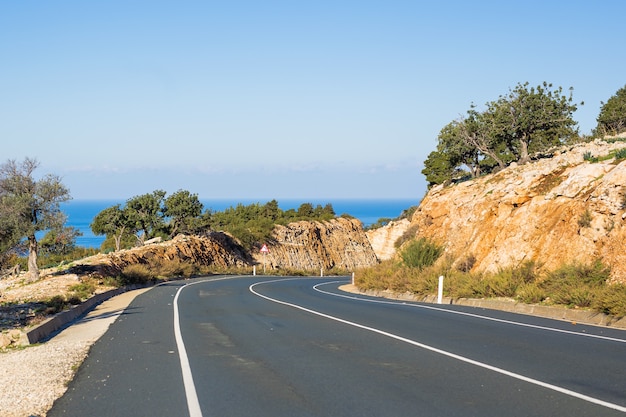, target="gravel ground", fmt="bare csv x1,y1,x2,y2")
0,339,91,417
0,286,148,417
